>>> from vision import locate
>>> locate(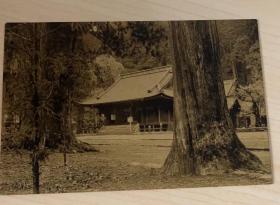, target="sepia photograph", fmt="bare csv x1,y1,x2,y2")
0,20,272,194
